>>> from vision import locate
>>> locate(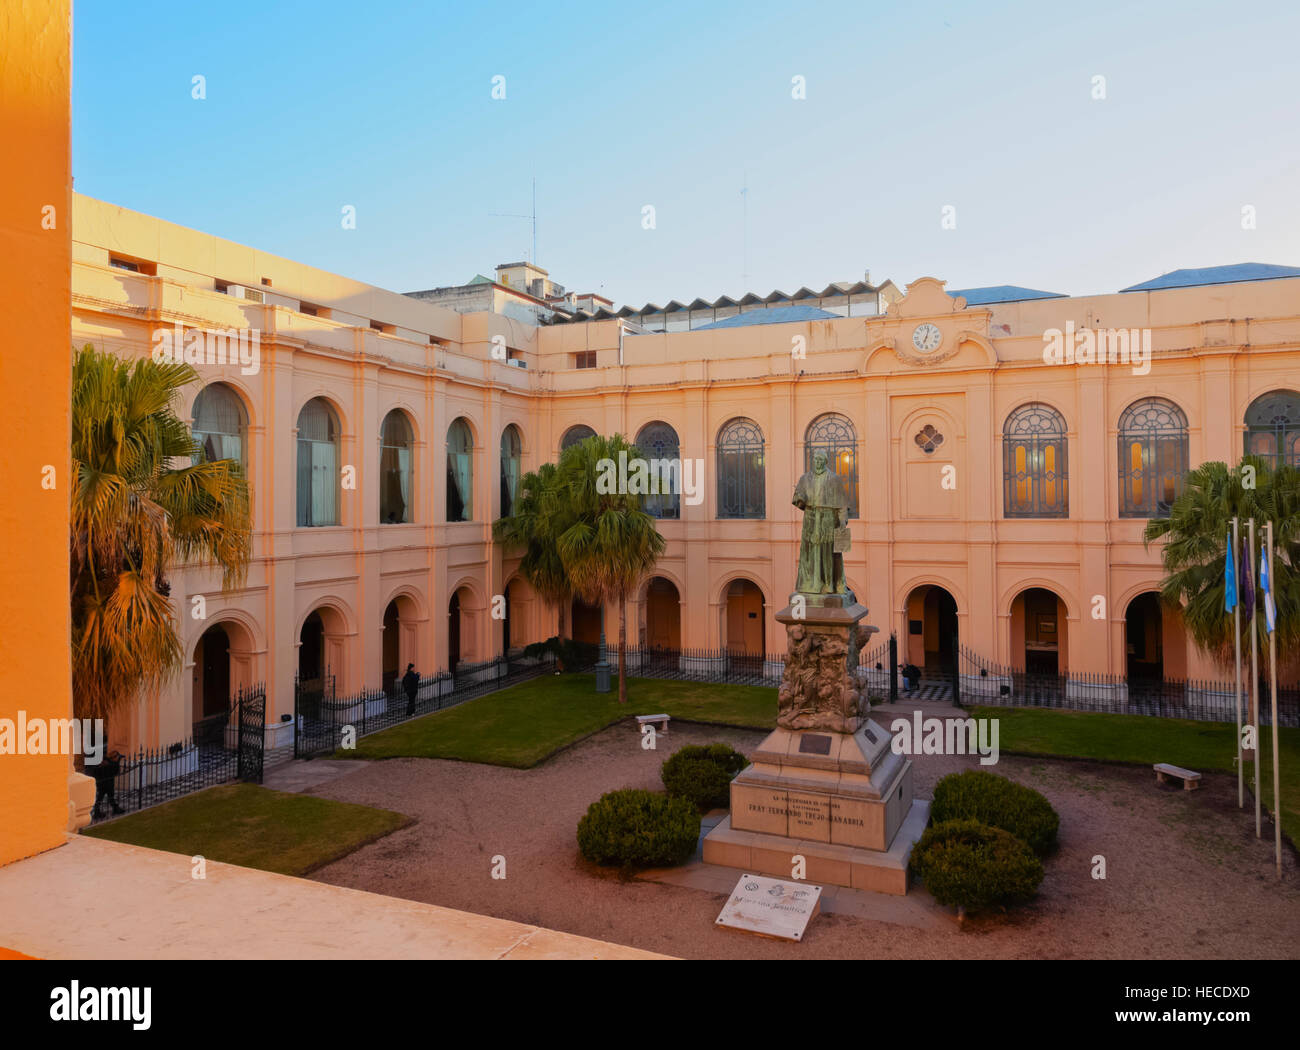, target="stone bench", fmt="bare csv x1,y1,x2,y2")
1154,762,1201,790
636,713,670,736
